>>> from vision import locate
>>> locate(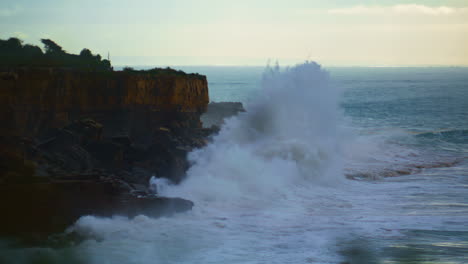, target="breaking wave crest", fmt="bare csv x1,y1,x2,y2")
161,62,346,203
